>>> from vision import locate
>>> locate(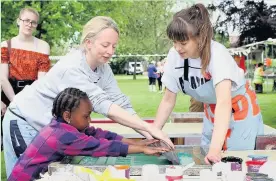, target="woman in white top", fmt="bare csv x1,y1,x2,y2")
2,16,173,176
153,4,264,164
